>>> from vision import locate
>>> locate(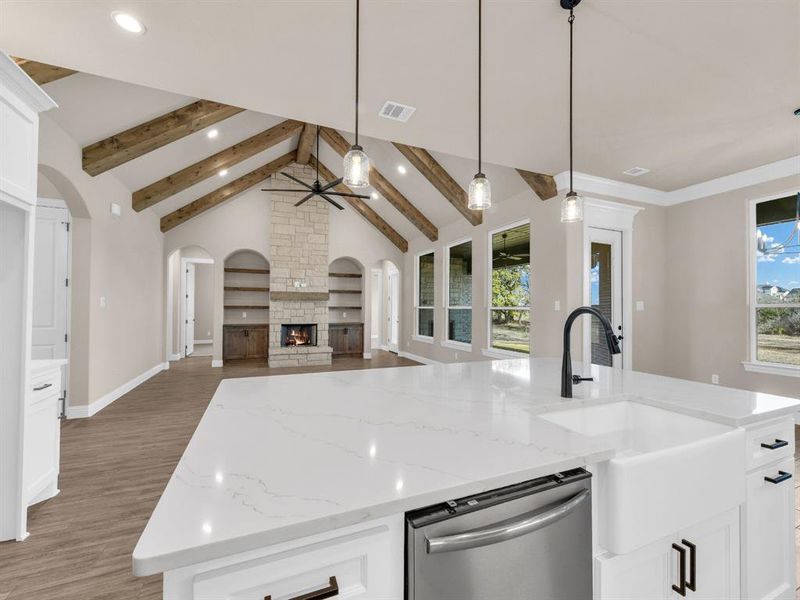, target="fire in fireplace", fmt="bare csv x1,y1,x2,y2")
280,324,318,347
